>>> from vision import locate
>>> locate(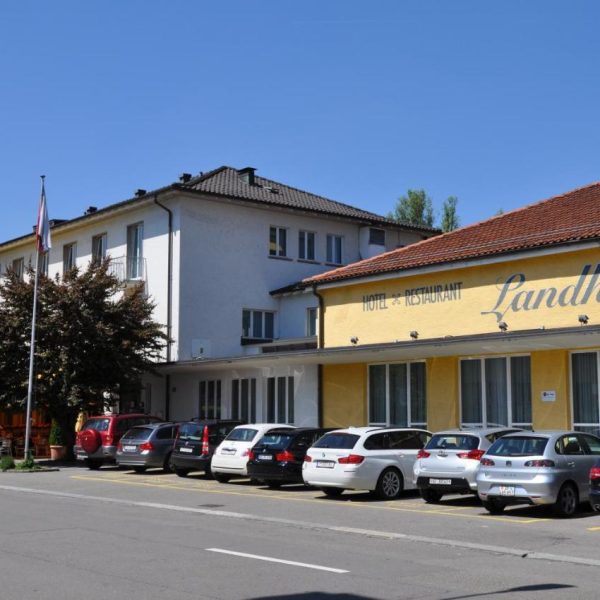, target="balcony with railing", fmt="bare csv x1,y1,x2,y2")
108,255,147,287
